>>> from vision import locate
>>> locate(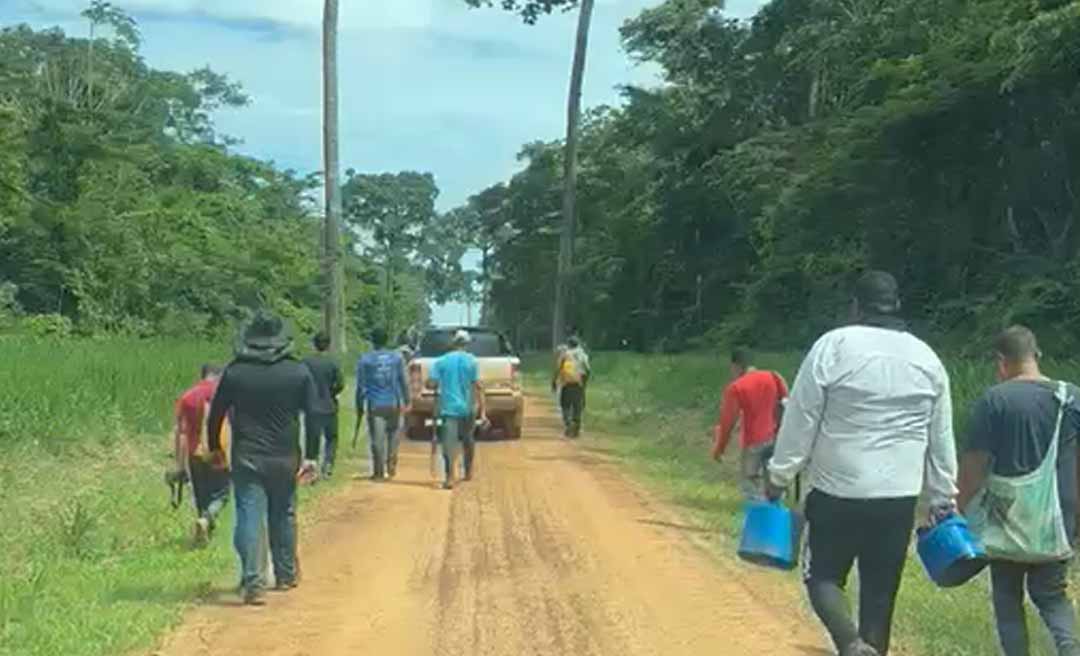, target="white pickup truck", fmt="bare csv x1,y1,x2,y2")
404,326,524,440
